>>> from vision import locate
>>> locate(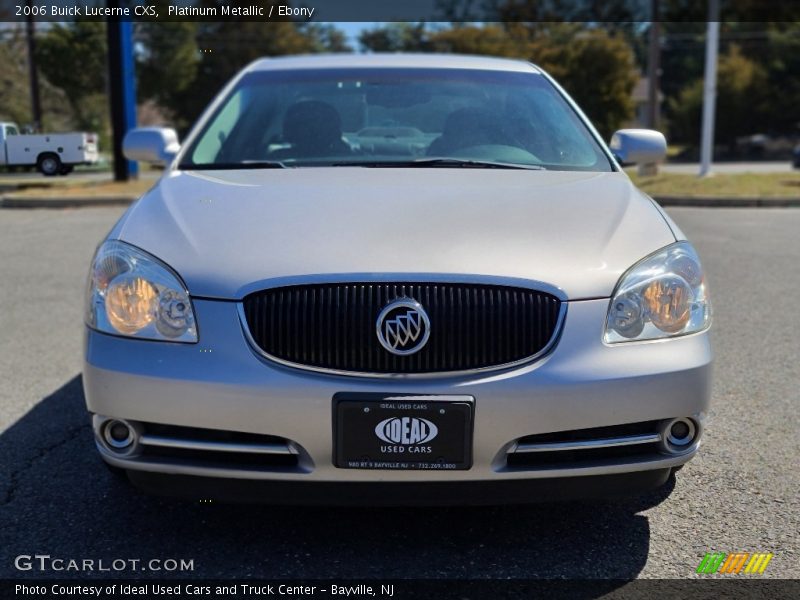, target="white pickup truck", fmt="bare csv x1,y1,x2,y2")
0,122,99,176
